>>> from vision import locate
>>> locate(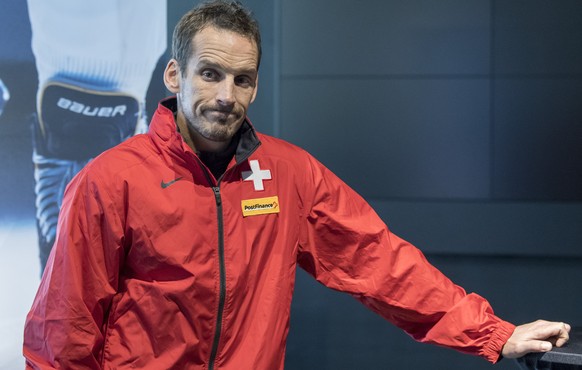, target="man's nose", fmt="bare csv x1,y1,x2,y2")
216,78,235,107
